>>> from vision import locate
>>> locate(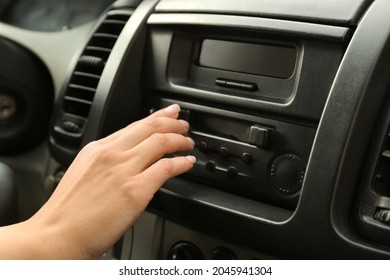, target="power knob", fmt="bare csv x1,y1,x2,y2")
269,153,305,195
